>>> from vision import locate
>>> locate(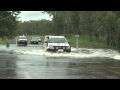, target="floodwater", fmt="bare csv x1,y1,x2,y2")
0,44,120,79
